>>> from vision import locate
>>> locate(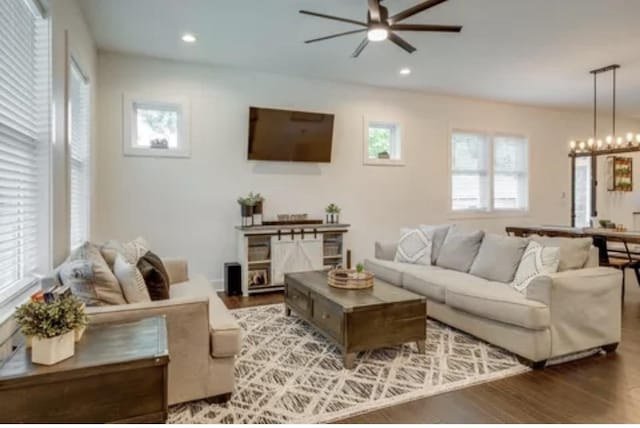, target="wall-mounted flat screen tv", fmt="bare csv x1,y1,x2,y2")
248,107,334,162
